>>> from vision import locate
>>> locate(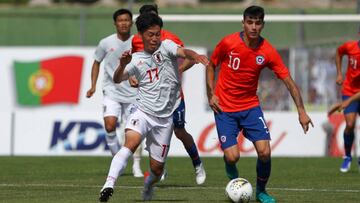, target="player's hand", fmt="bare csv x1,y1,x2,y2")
299,112,314,134
209,94,222,114
86,87,95,98
327,102,342,116
129,76,139,88
120,50,132,68
194,54,209,66
336,75,343,86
